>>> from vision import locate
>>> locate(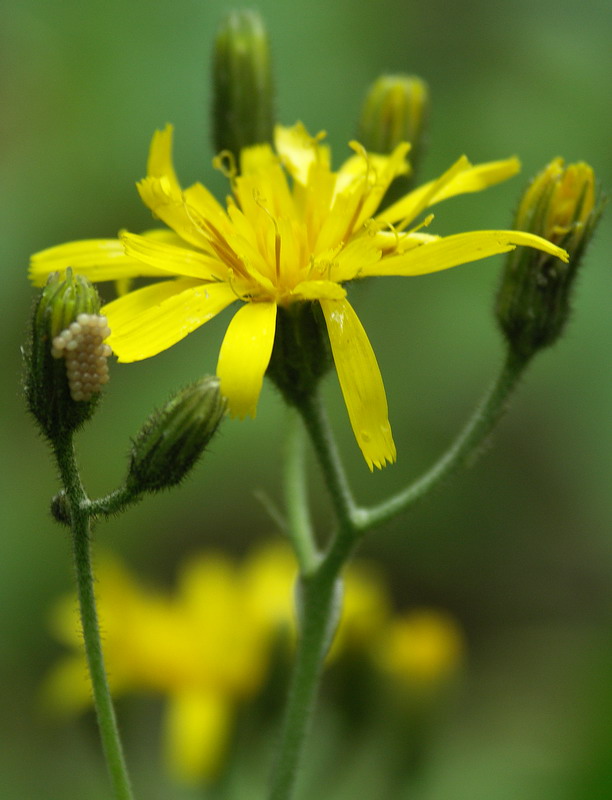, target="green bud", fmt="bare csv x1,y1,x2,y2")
126,377,225,494
212,9,275,160
496,159,604,360
358,74,429,198
25,269,107,441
